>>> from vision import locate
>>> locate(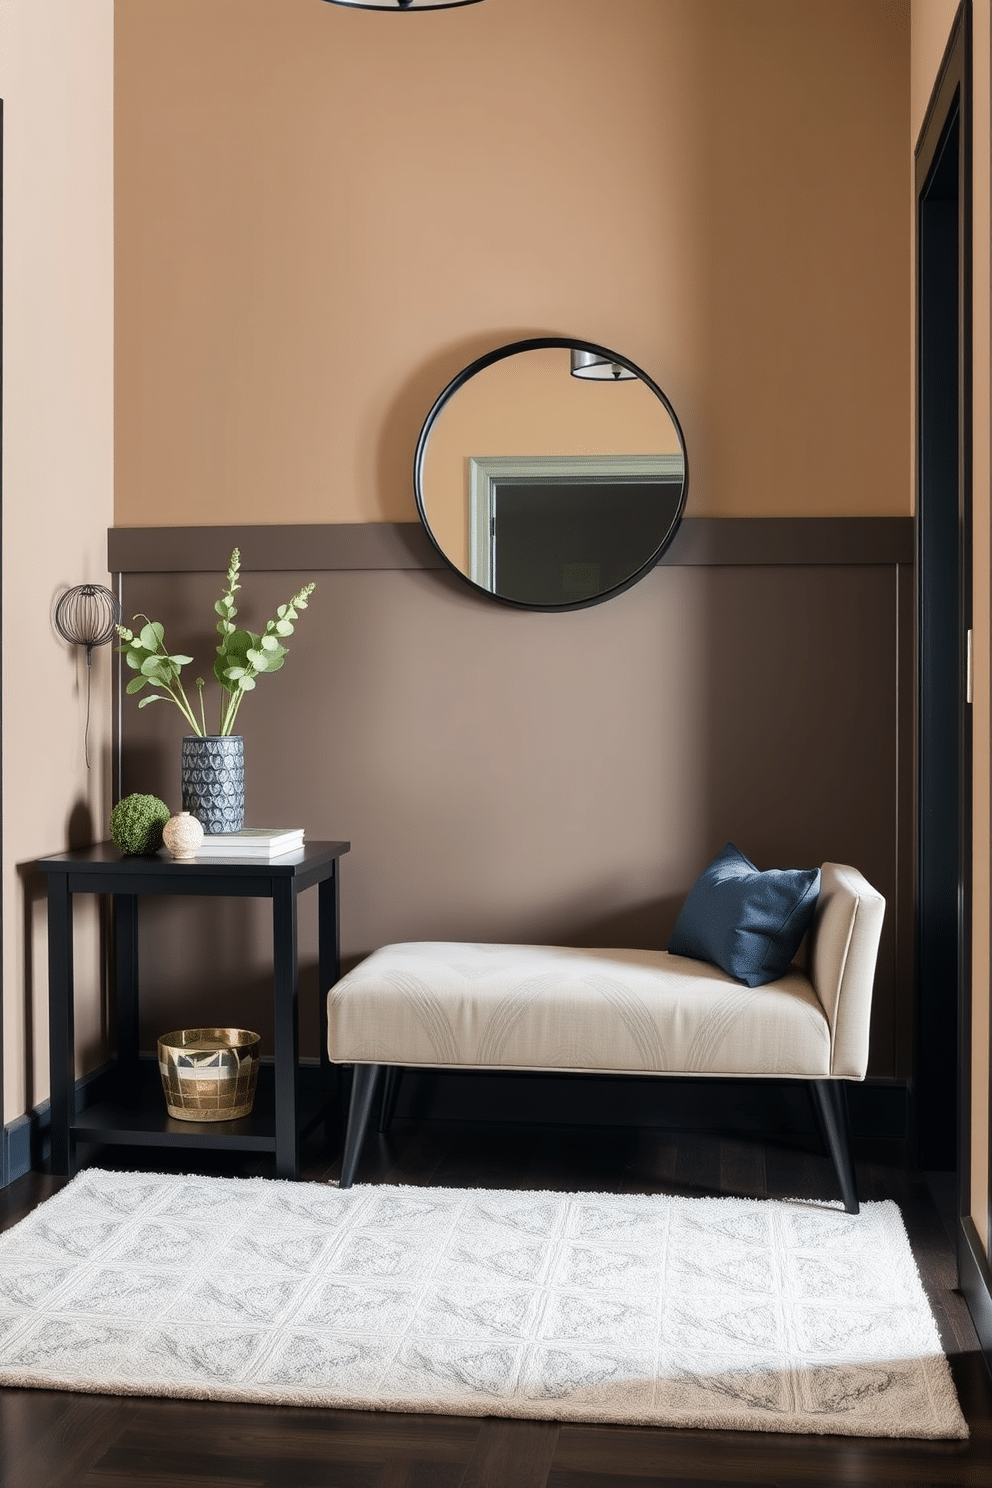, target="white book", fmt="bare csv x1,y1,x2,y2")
196,828,305,859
